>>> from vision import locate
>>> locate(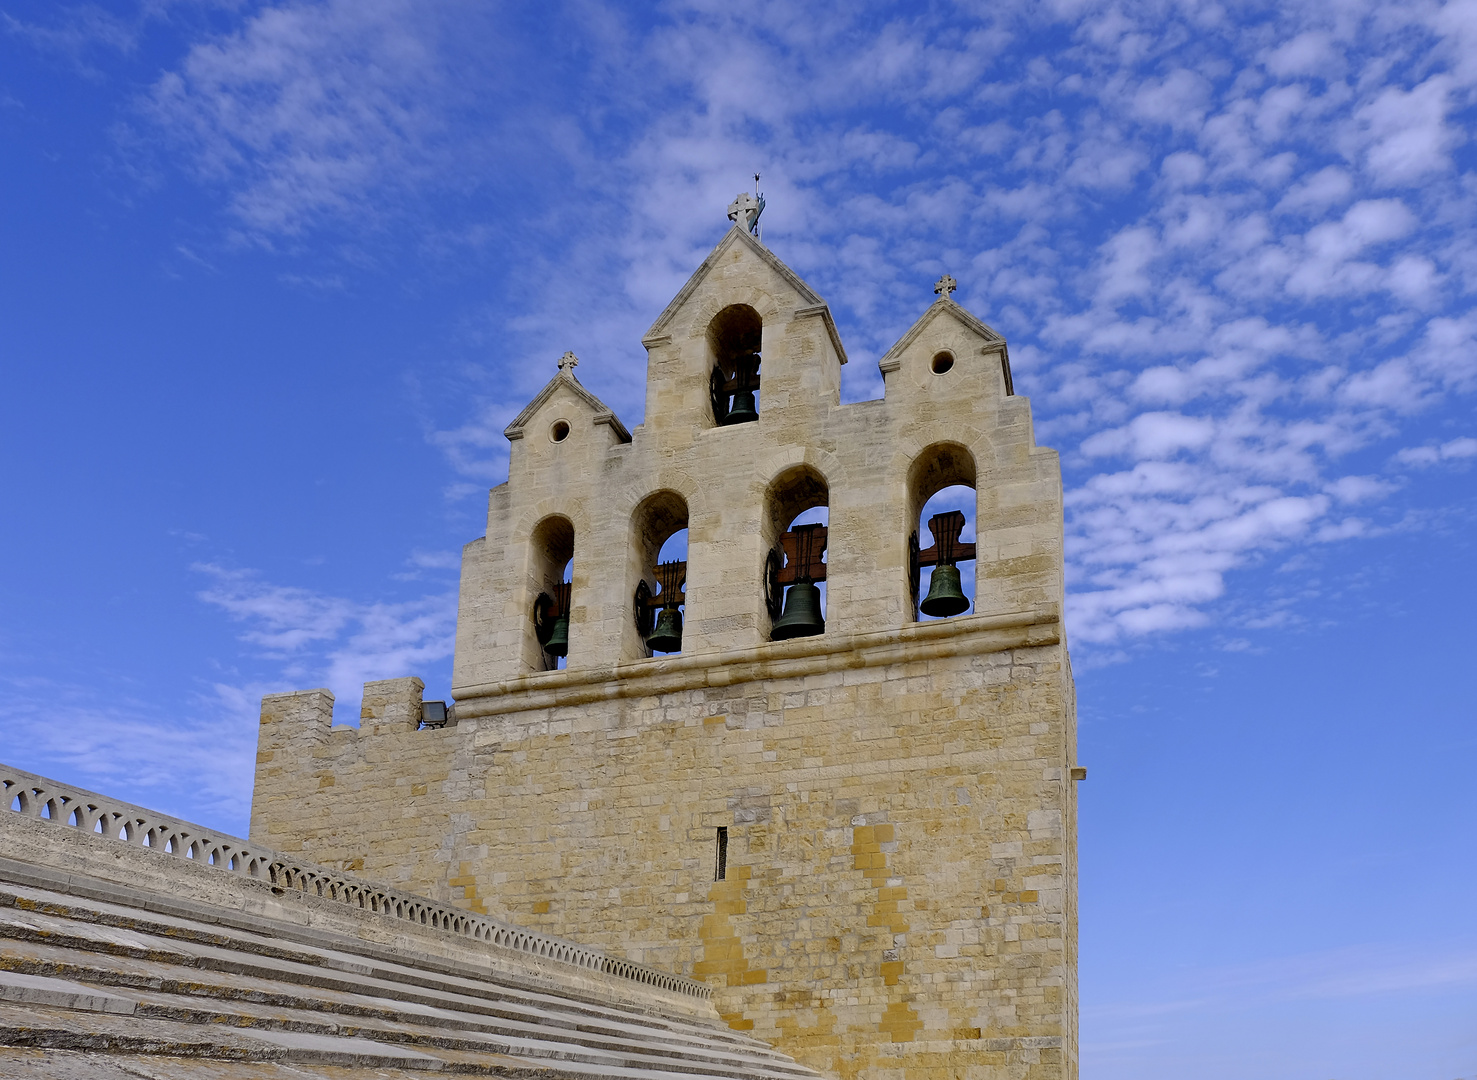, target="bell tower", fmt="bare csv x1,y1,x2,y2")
252,198,1080,1080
